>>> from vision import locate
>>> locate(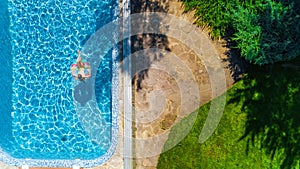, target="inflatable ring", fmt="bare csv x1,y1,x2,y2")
71,61,91,77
